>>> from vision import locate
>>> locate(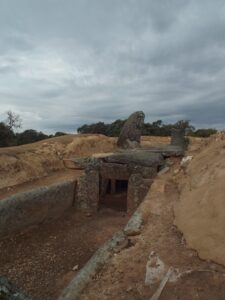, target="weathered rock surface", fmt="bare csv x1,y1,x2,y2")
75,169,99,211
104,150,164,167
117,111,145,149
0,277,31,300
0,180,75,238
127,174,153,212
141,144,185,157
171,128,188,150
